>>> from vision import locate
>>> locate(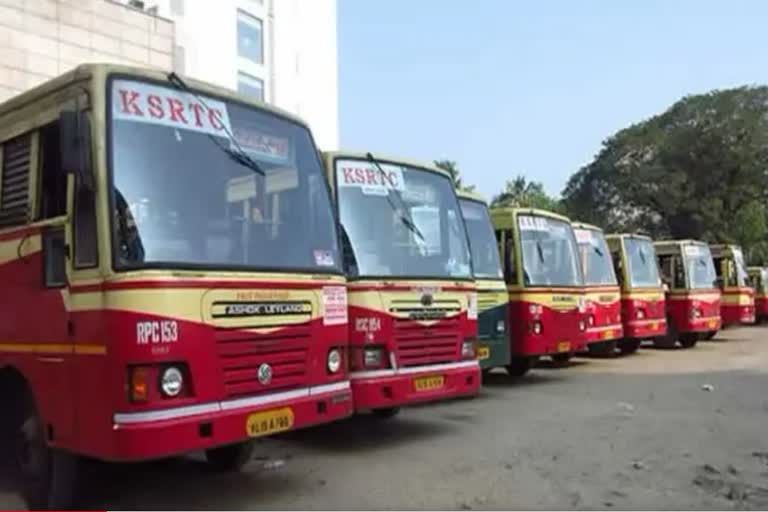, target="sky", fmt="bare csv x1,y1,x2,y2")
337,0,768,199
